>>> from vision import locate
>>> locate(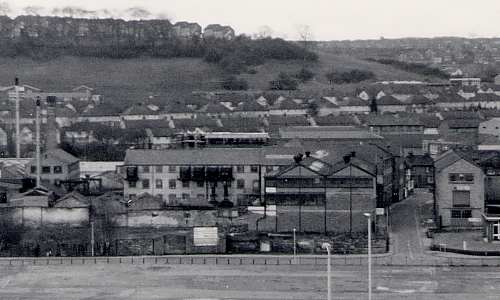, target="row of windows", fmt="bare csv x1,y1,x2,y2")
137,165,266,174
449,173,474,183
451,209,472,219
31,165,63,174
130,179,250,190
